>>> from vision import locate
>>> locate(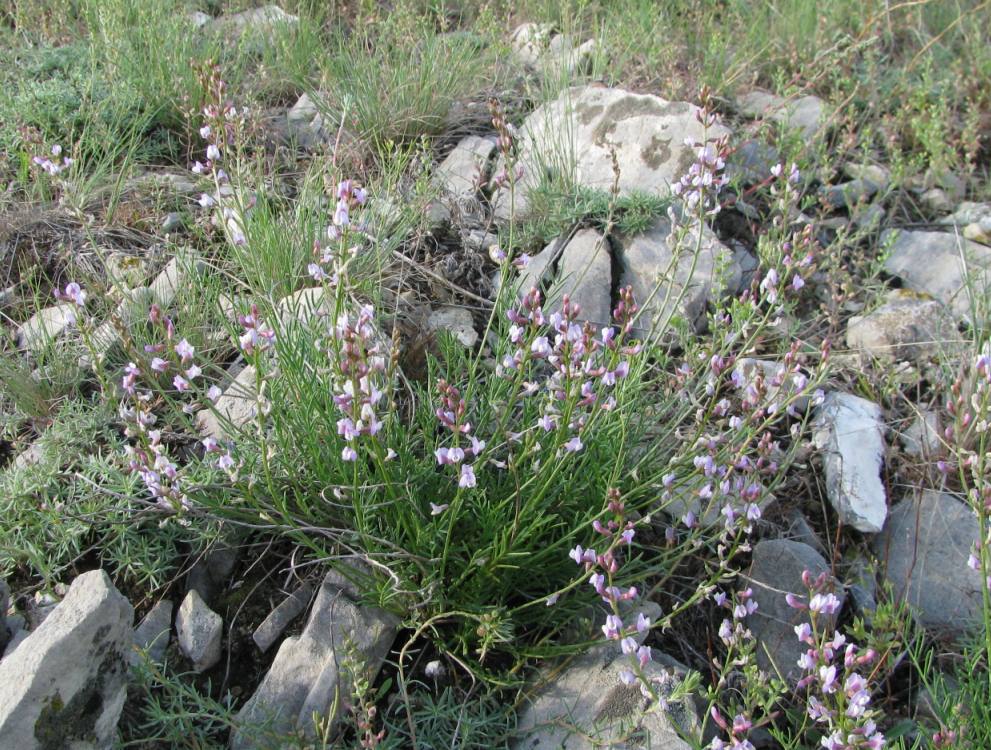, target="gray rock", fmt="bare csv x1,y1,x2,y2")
188,10,211,28
812,392,887,533
176,590,222,673
125,169,200,197
2,628,29,660
899,410,942,458
0,570,132,750
843,163,891,192
845,558,878,622
920,188,952,213
195,365,259,439
16,304,78,352
464,229,500,252
12,441,46,471
161,212,184,233
187,544,240,606
427,306,478,347
513,642,696,750
493,86,731,223
286,92,332,149
0,580,8,653
208,4,298,41
230,570,399,749
548,228,611,326
736,89,827,139
510,23,597,79
819,178,879,210
725,139,780,184
132,599,174,666
27,591,60,630
784,508,826,555
882,229,991,321
253,583,313,654
939,201,991,228
149,251,204,310
617,213,741,334
845,289,958,363
873,491,983,634
436,136,496,201
748,540,842,685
